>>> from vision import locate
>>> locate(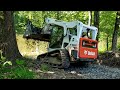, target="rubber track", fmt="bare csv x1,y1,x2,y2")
36,49,70,69
60,50,70,68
